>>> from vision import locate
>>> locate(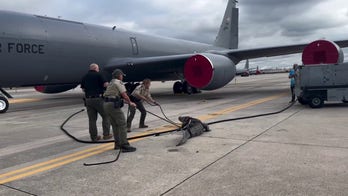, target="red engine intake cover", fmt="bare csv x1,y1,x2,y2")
302,40,343,65
34,86,45,93
184,54,213,88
